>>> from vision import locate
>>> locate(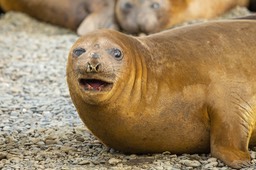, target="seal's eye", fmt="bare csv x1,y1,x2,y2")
151,2,160,9
123,2,133,11
108,48,123,60
120,2,133,14
72,48,86,57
